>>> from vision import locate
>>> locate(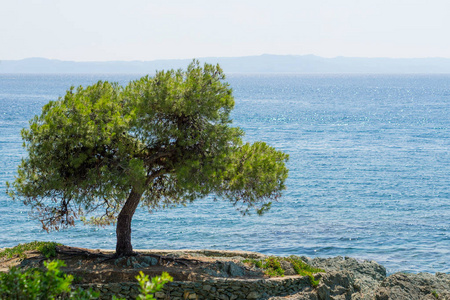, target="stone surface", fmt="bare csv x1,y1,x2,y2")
374,272,450,300
247,291,260,299
279,259,297,276
202,285,212,291
141,256,158,266
64,250,448,300
316,271,358,300
303,256,386,299
226,261,245,277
